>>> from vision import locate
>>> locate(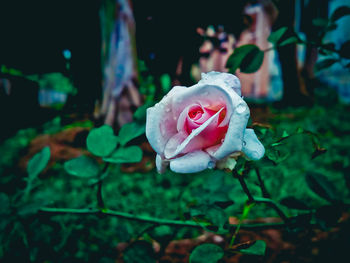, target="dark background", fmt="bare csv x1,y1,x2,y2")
0,0,247,139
